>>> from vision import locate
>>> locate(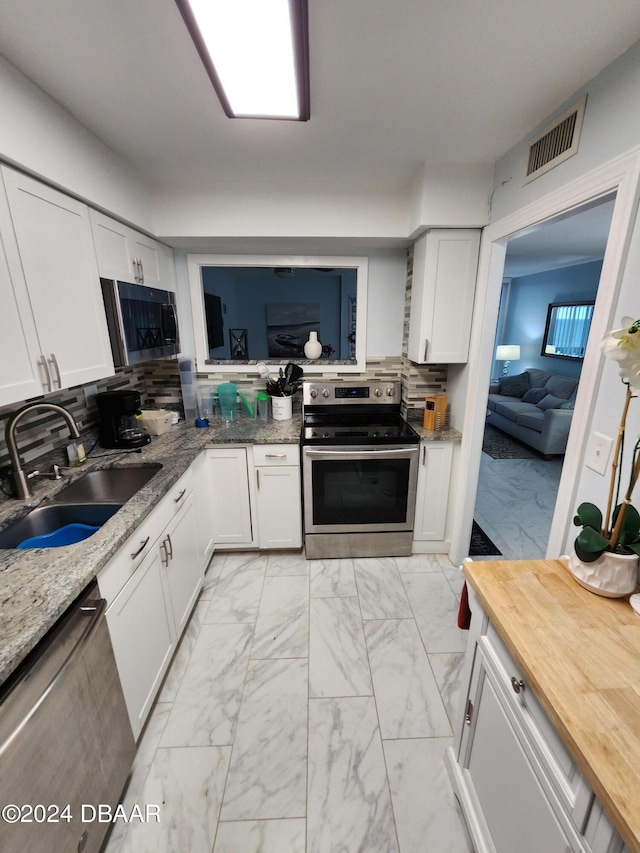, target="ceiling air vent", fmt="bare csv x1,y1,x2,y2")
524,95,587,184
